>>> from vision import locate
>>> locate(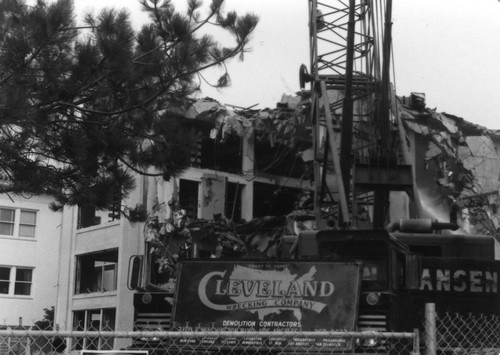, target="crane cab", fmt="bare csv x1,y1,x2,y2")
286,229,421,332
